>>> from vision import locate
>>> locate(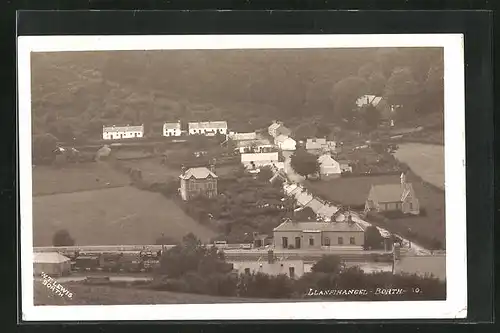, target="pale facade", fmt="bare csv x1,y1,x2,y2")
241,152,279,169
188,121,228,136
103,125,144,140
179,167,218,201
275,135,296,151
318,154,342,177
230,259,310,279
273,221,365,250
163,122,182,137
